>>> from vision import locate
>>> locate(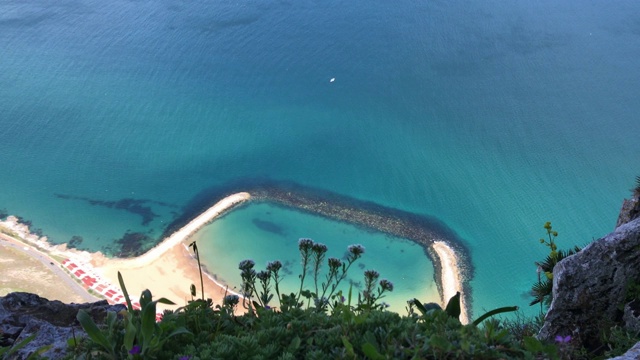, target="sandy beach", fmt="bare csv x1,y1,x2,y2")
89,192,250,311
0,193,249,312
1,191,467,320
